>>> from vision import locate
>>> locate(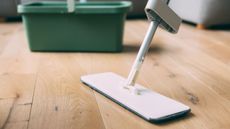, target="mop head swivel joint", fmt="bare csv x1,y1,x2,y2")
145,0,182,33
81,0,190,123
